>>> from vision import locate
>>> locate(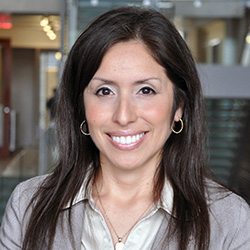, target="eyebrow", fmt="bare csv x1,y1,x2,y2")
91,77,115,84
92,77,161,84
134,78,161,84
